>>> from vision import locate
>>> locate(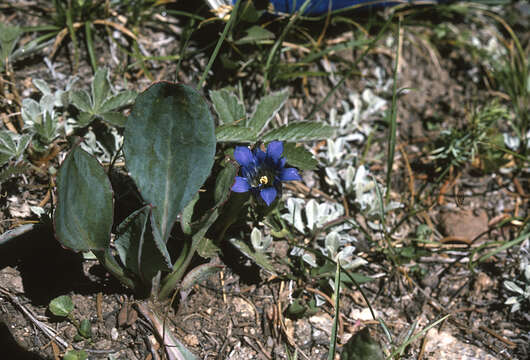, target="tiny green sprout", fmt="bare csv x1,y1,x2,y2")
63,350,88,360
48,295,92,340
